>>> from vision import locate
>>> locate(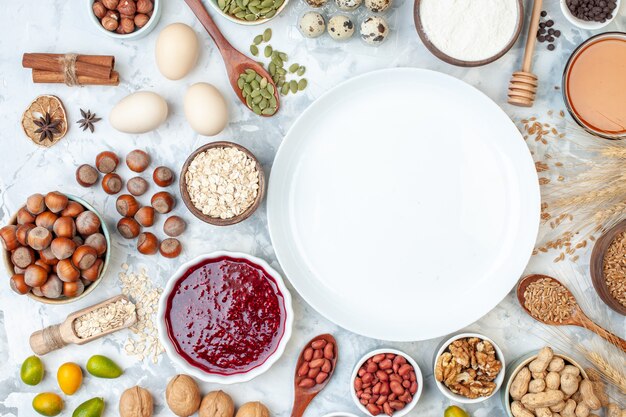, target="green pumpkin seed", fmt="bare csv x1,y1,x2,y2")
260,89,271,99
263,28,272,42
260,6,272,13
289,63,299,73
245,13,257,20
265,9,276,17
235,10,246,18
270,96,277,107
218,0,226,9
269,62,276,76
264,45,273,57
249,5,259,12
253,95,263,104
246,95,253,108
250,80,260,90
254,35,263,45
252,105,262,115
272,57,283,68
276,67,286,75
290,80,298,94
262,107,276,115
281,83,290,95
267,84,275,94
250,45,259,56
260,78,268,89
245,72,256,82
243,84,252,95
237,78,245,89
297,66,306,76
259,98,268,109
298,78,308,91
249,0,261,6
274,0,285,7
250,89,261,98
261,0,274,7
278,52,288,61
